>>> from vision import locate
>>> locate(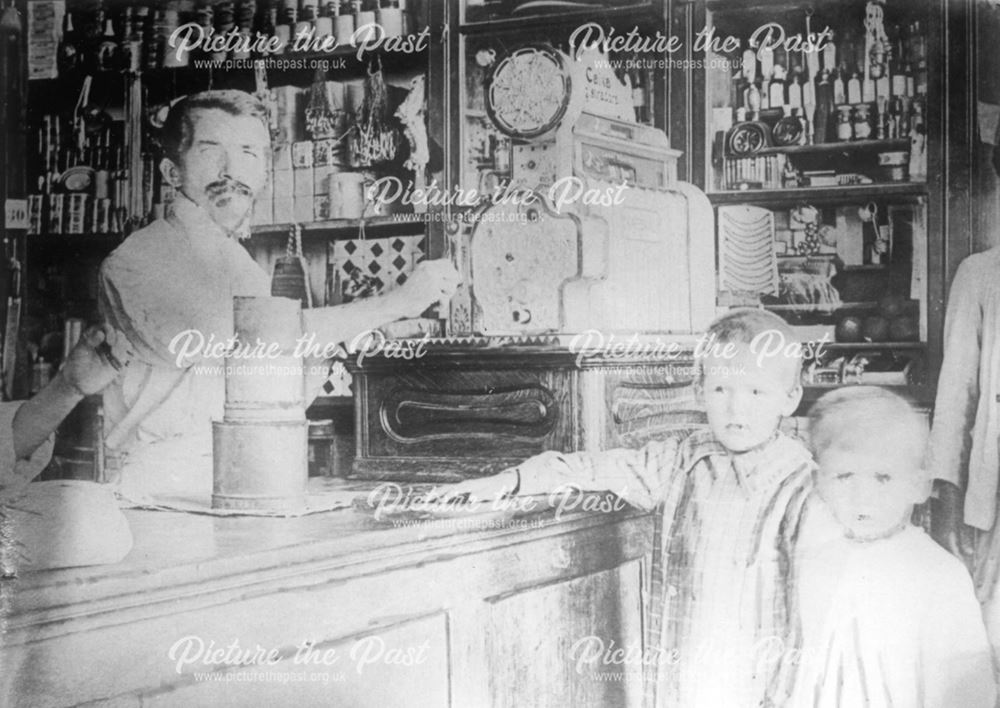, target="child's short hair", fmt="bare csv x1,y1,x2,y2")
698,308,802,385
807,386,928,465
